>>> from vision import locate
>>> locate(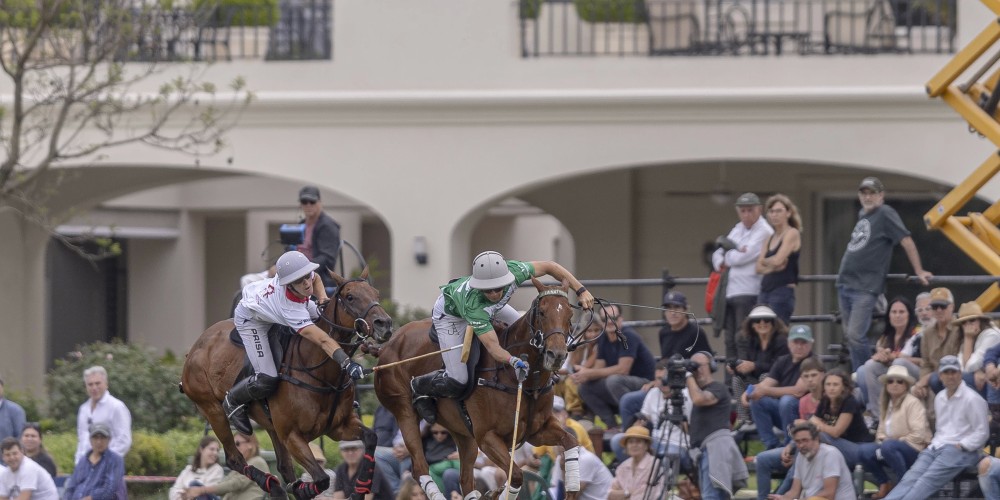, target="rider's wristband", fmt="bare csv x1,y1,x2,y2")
575,286,587,296
332,348,350,368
